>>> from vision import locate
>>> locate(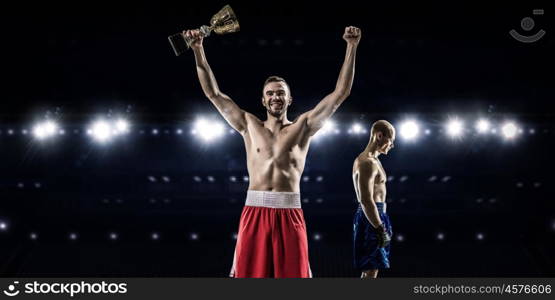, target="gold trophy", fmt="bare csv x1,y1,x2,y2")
168,5,240,56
